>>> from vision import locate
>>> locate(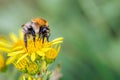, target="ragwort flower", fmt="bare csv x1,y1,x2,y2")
0,30,63,75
